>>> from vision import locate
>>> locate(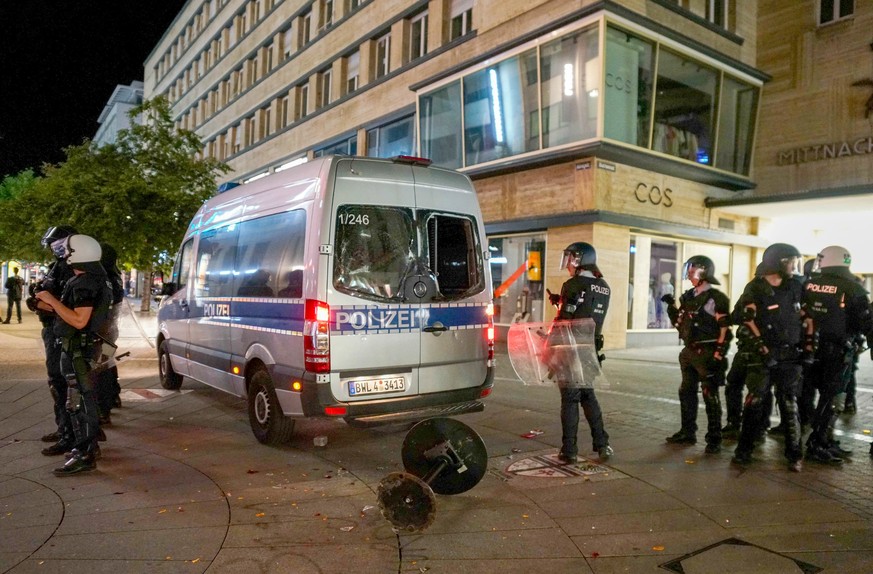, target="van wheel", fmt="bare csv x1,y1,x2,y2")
248,369,296,444
158,341,183,390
